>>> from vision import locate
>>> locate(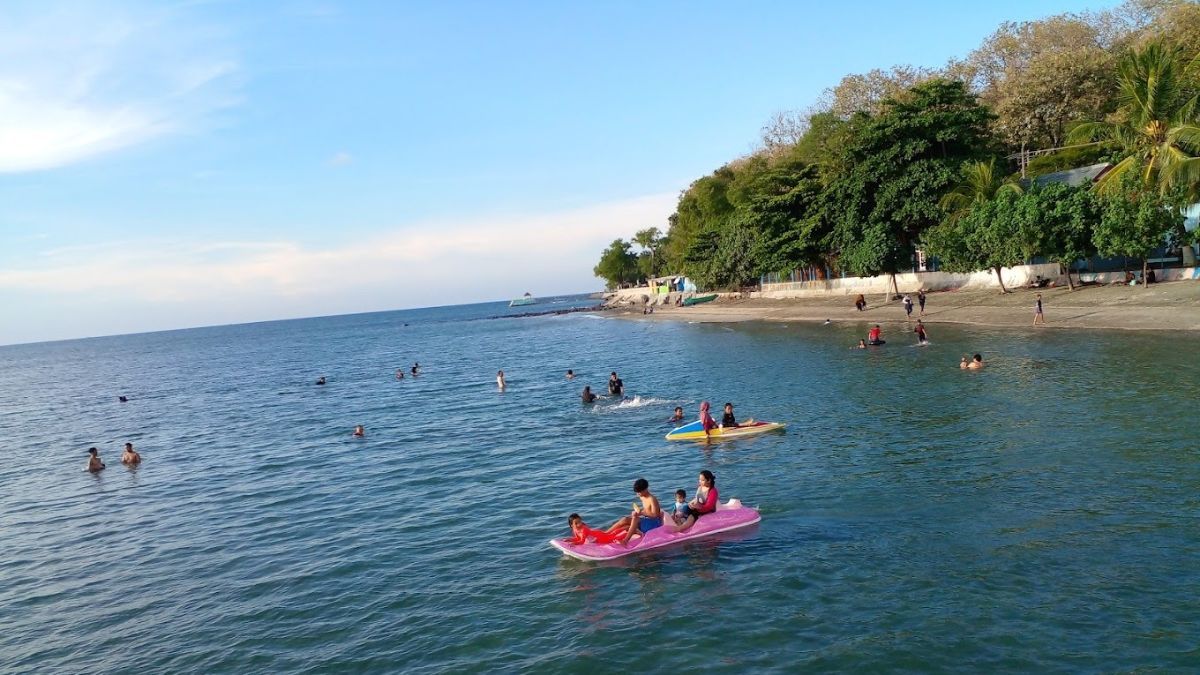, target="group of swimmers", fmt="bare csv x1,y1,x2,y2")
568,470,719,546
854,320,930,348
85,443,141,472
580,371,624,403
